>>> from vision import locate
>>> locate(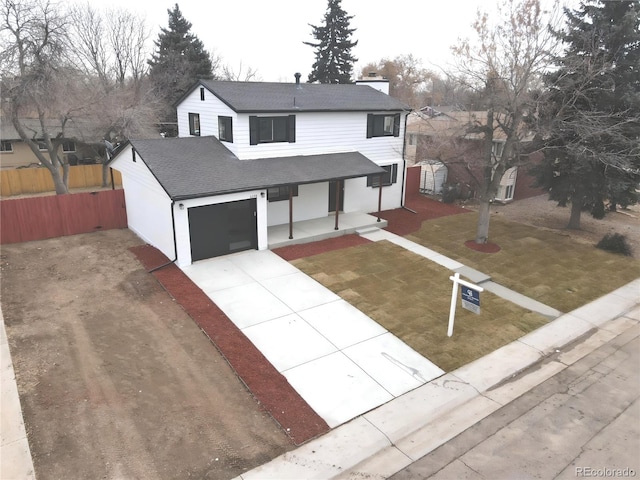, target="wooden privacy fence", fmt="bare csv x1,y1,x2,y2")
1,189,128,244
0,165,122,197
